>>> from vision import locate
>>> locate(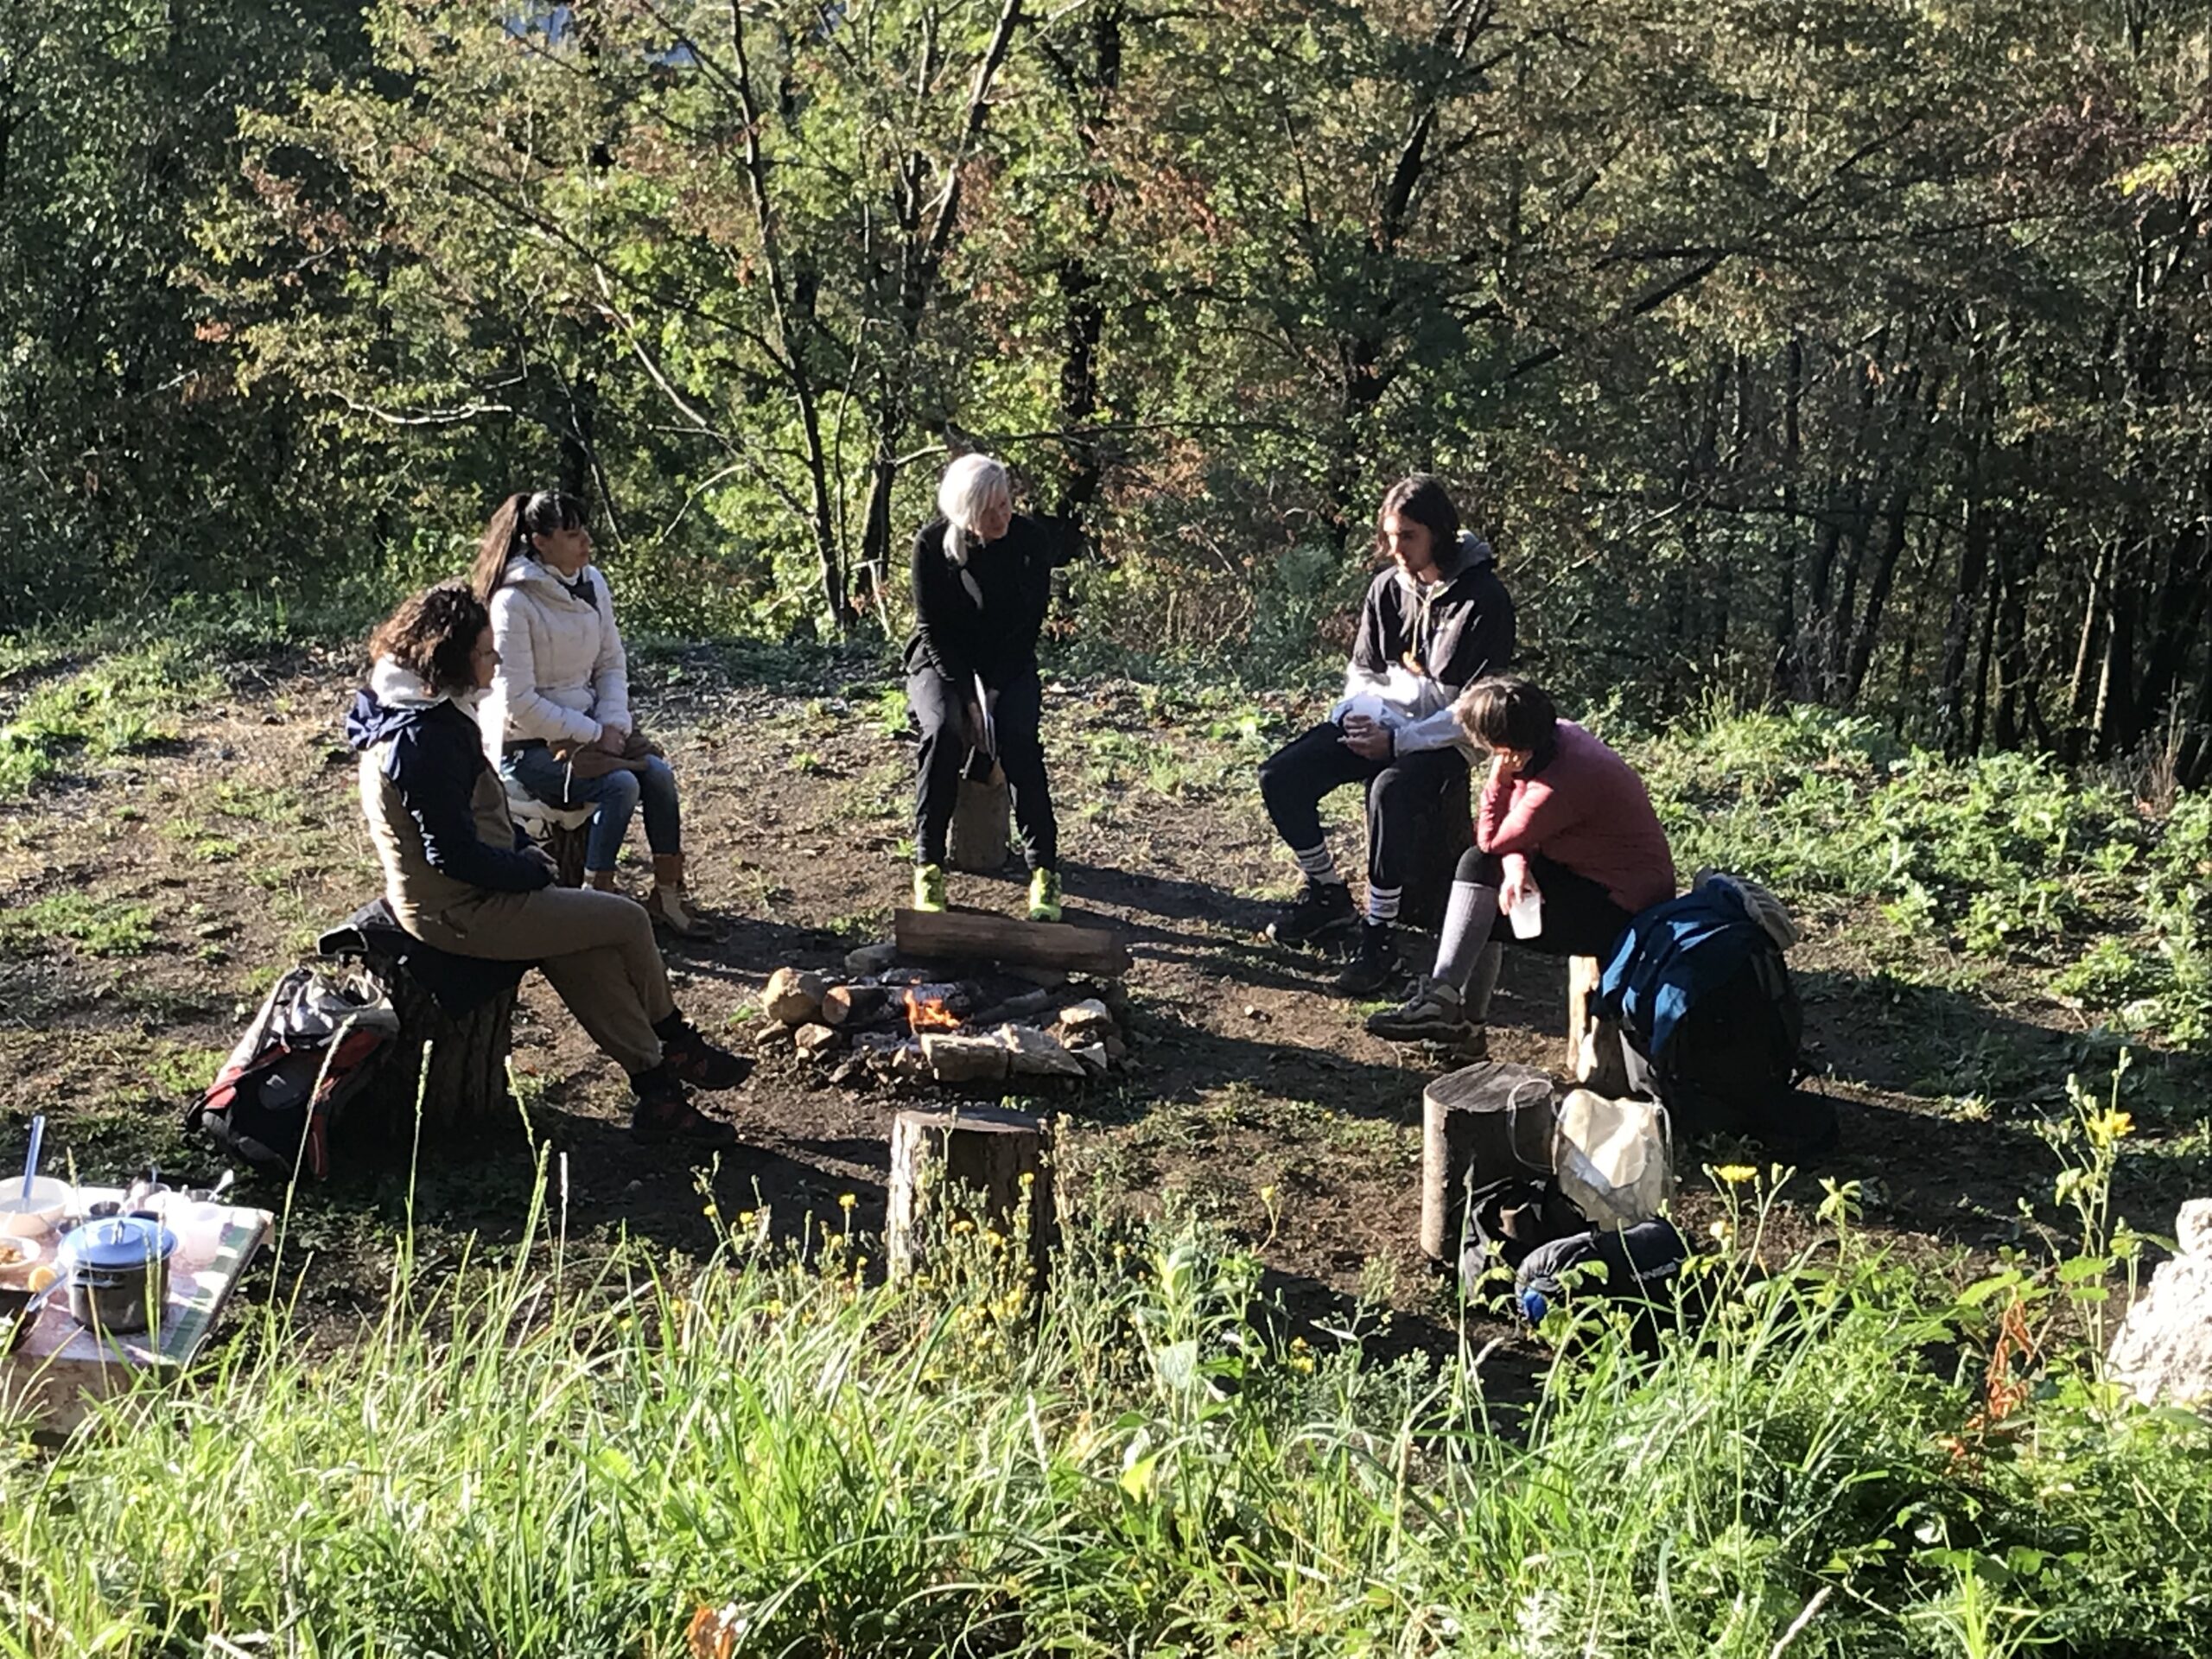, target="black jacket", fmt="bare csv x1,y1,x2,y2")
1349,533,1514,694
346,686,551,894
904,514,1055,686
